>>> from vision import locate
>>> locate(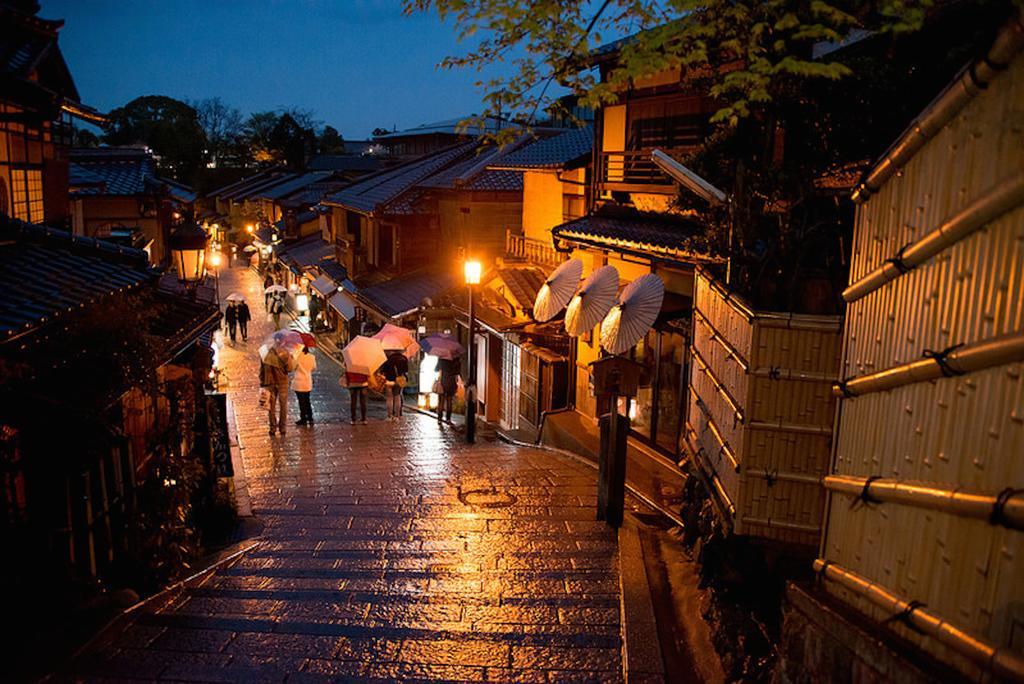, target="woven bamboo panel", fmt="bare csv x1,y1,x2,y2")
691,270,842,547
822,53,1024,678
